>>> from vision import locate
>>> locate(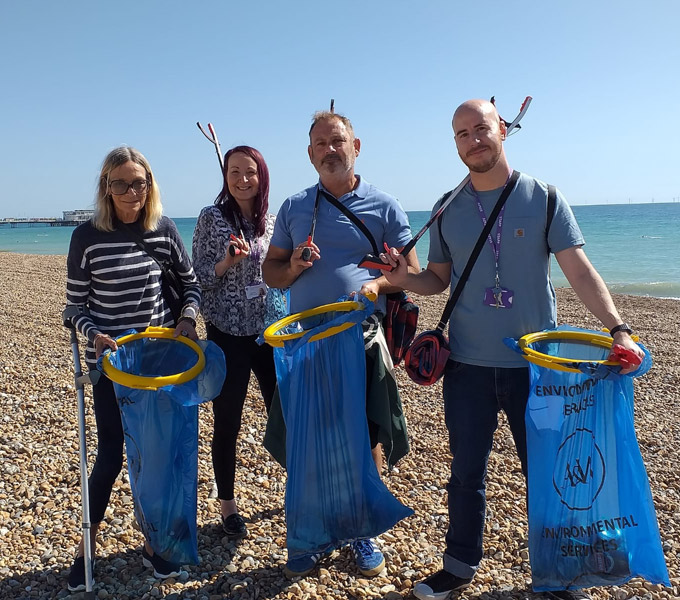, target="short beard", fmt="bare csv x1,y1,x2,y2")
321,156,351,175
460,147,501,173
